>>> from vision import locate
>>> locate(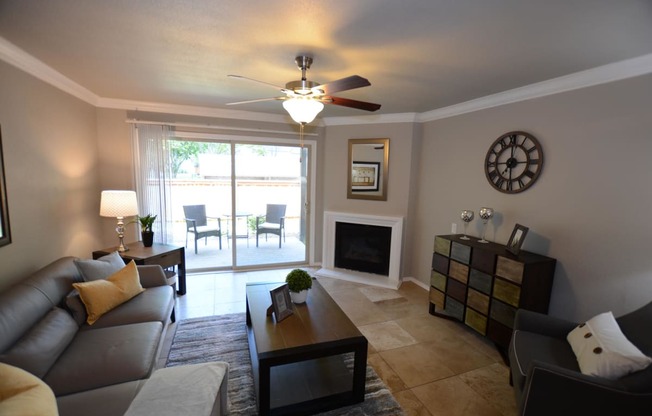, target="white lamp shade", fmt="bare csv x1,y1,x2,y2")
282,98,324,124
100,190,139,218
